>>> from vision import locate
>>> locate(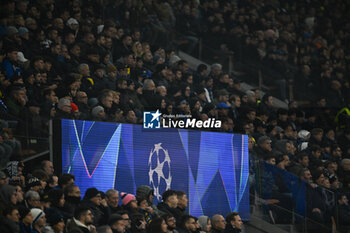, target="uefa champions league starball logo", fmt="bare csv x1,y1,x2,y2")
148,143,172,201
